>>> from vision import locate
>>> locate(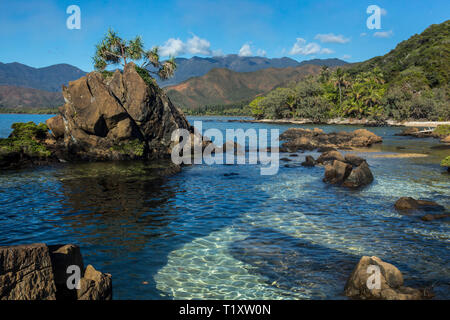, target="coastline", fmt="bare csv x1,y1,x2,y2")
228,118,450,127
